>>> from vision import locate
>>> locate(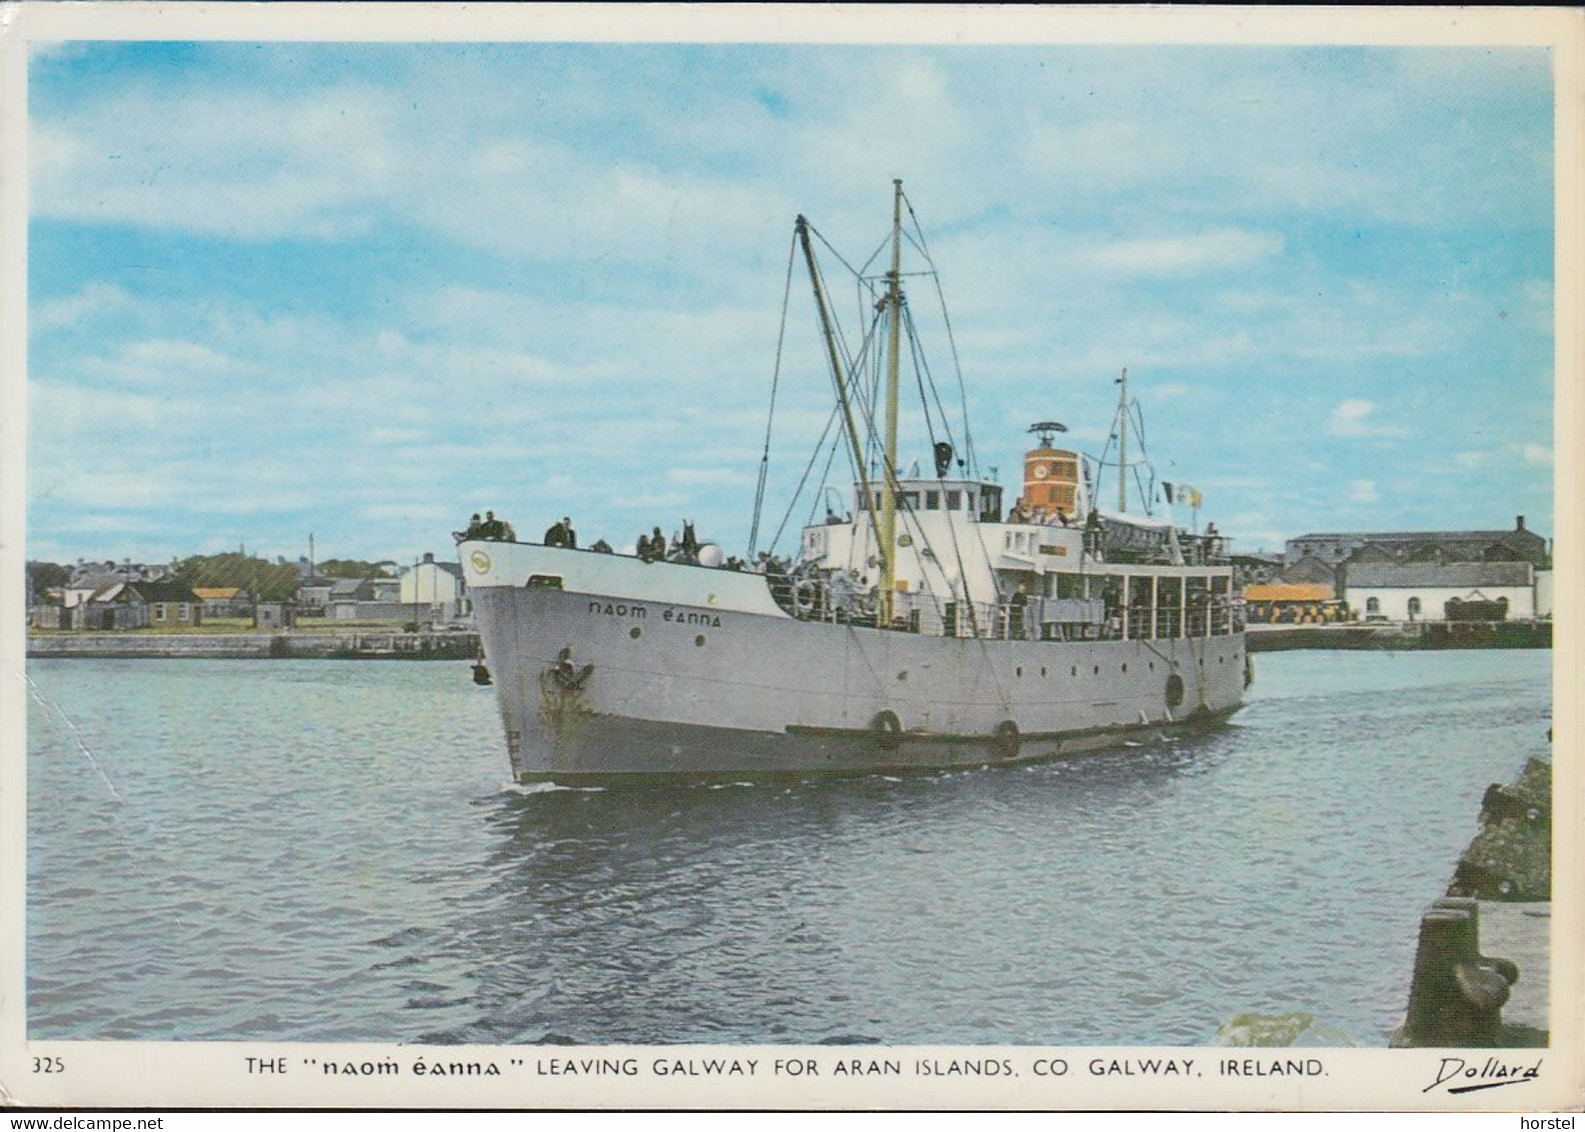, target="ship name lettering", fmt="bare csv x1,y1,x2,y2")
1089,1058,1195,1077
589,601,647,619
651,1057,757,1077
662,608,722,627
